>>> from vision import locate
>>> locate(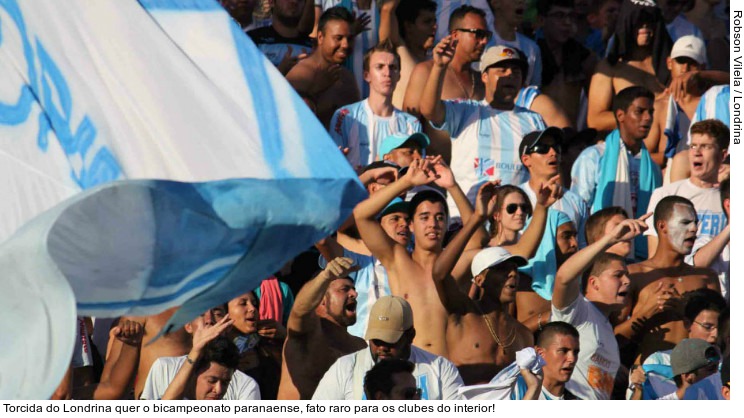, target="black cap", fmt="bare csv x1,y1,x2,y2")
519,127,564,157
